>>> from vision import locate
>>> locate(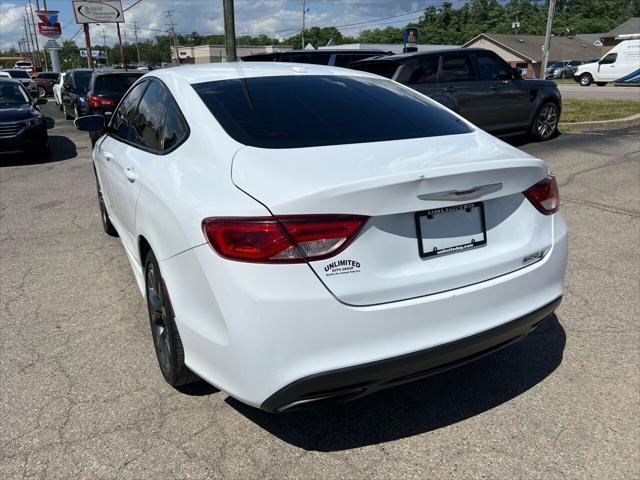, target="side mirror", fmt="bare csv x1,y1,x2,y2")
75,115,105,132
35,97,47,105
